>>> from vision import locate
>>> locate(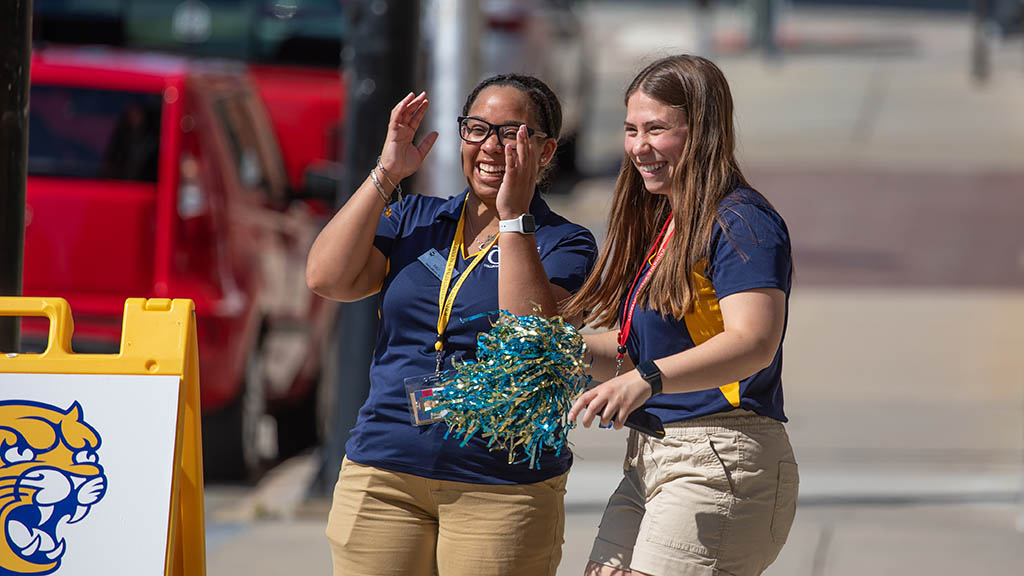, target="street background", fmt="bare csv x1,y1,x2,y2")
199,1,1024,574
